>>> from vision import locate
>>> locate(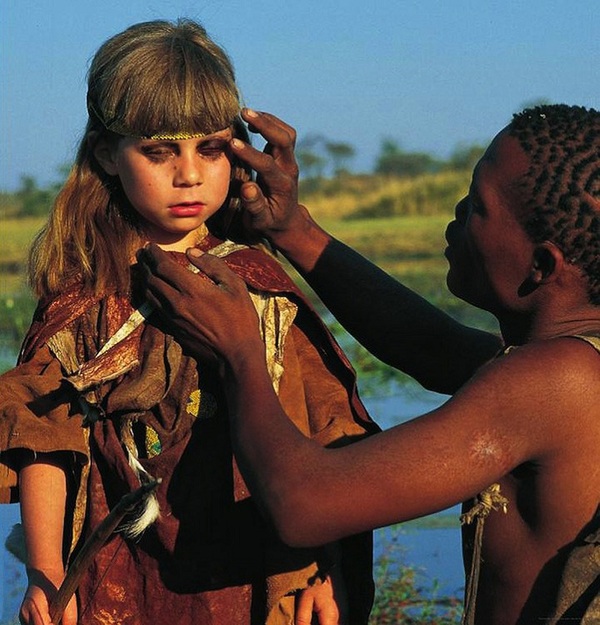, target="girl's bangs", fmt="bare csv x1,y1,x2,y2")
92,52,240,139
